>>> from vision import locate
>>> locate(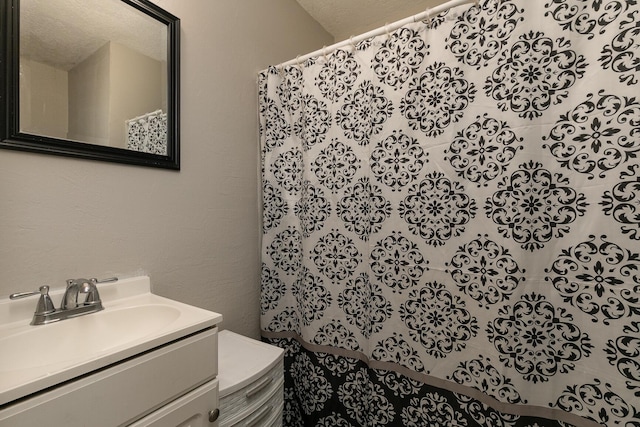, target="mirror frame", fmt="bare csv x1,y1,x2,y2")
0,0,180,170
